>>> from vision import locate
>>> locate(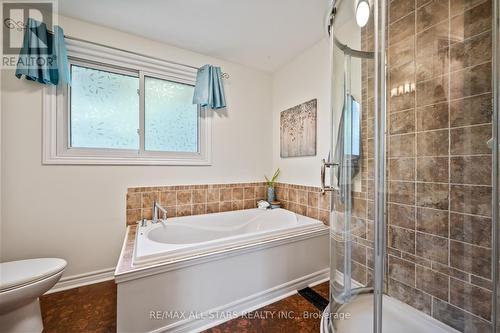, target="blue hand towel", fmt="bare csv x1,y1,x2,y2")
192,64,226,109
15,18,70,85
